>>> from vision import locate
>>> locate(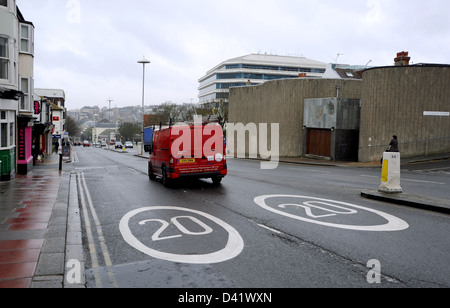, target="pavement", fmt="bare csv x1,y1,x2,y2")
0,154,83,288
0,152,448,288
